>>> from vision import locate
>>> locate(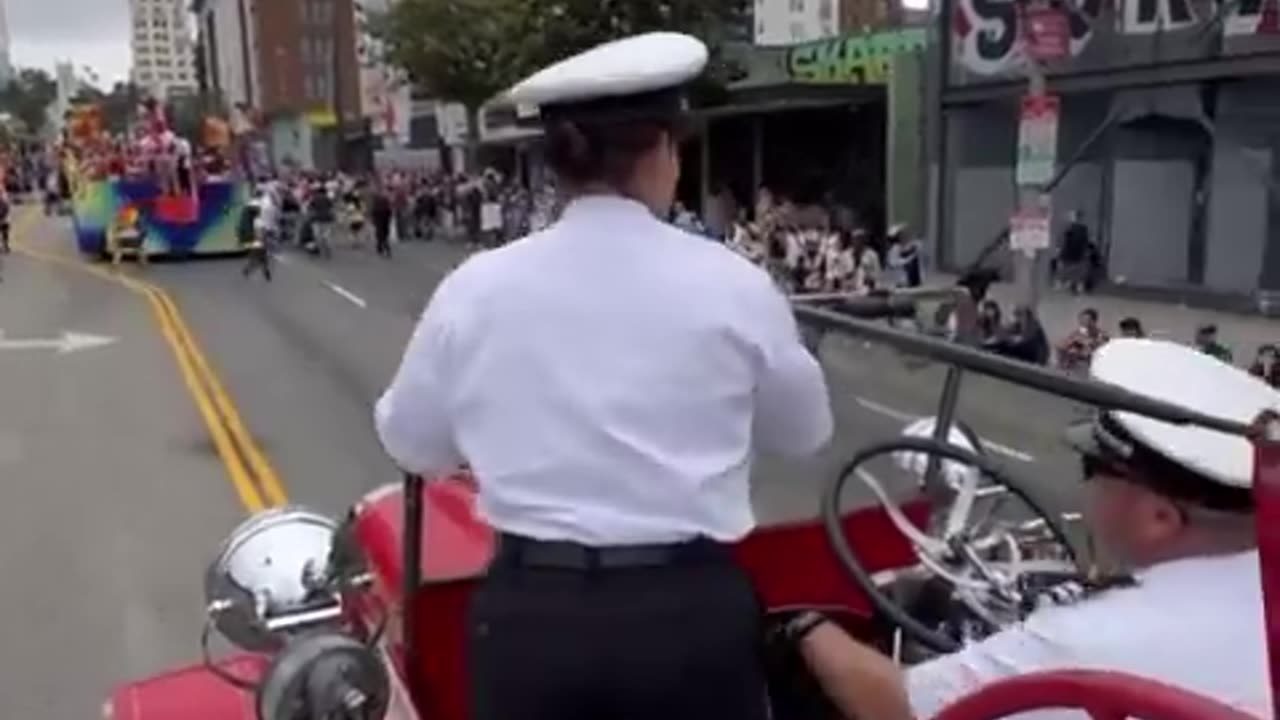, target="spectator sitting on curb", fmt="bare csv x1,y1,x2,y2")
1056,307,1108,374
1194,324,1233,363
1250,344,1280,388
1118,316,1146,339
